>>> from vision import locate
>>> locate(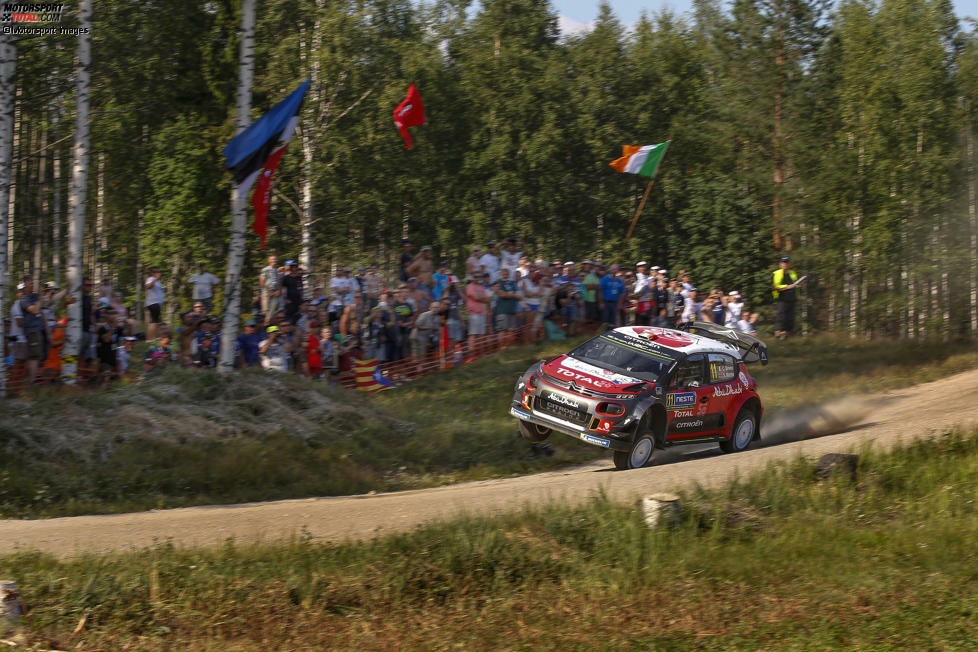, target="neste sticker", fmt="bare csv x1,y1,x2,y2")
666,391,696,409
